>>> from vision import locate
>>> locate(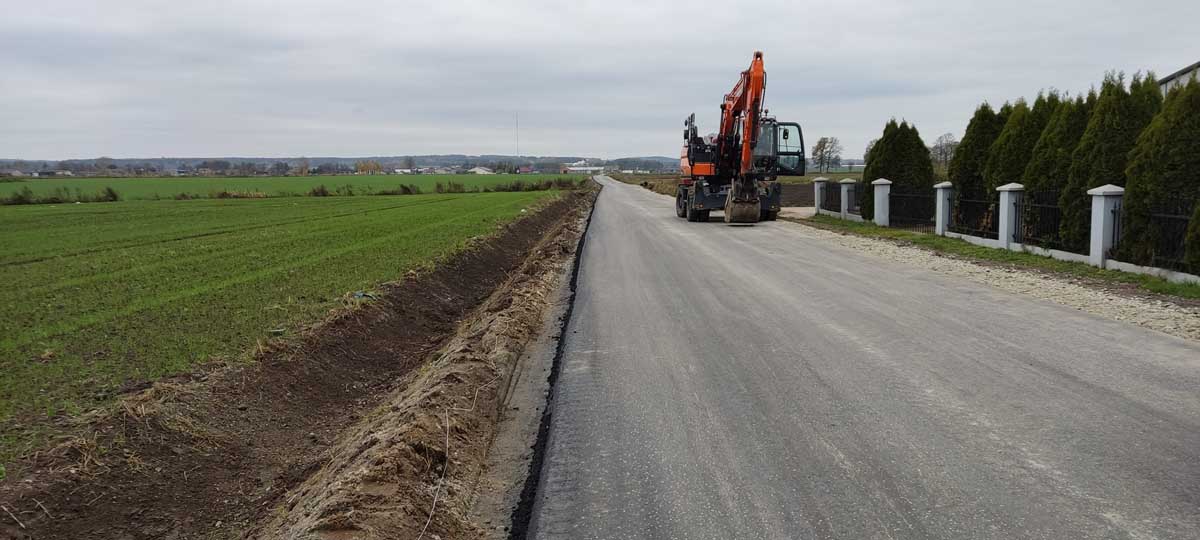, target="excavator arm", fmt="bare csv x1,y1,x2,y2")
717,51,768,222
718,51,766,177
